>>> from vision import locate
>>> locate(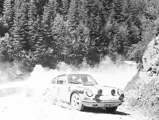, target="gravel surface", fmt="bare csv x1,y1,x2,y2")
0,94,150,120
